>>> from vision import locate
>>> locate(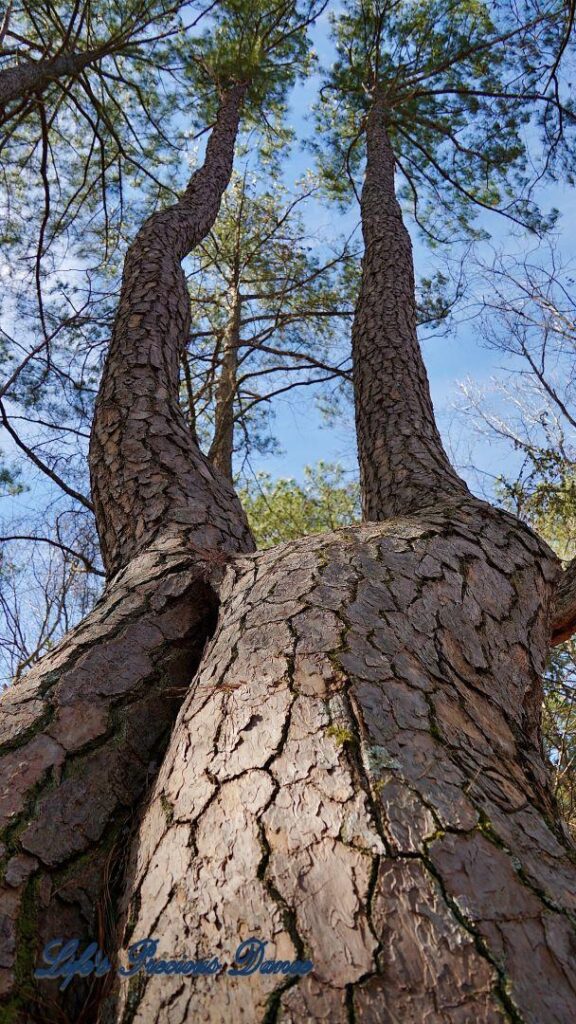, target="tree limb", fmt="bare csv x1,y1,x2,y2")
0,399,94,510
